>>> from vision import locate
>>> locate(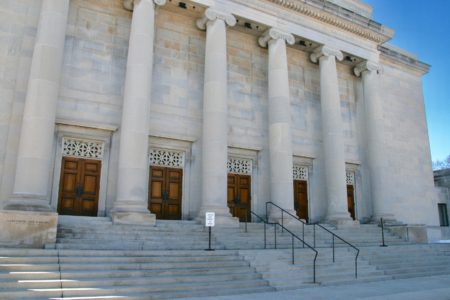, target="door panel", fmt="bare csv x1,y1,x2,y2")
148,167,182,220
58,157,100,216
294,180,308,222
227,174,251,222
347,185,355,220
